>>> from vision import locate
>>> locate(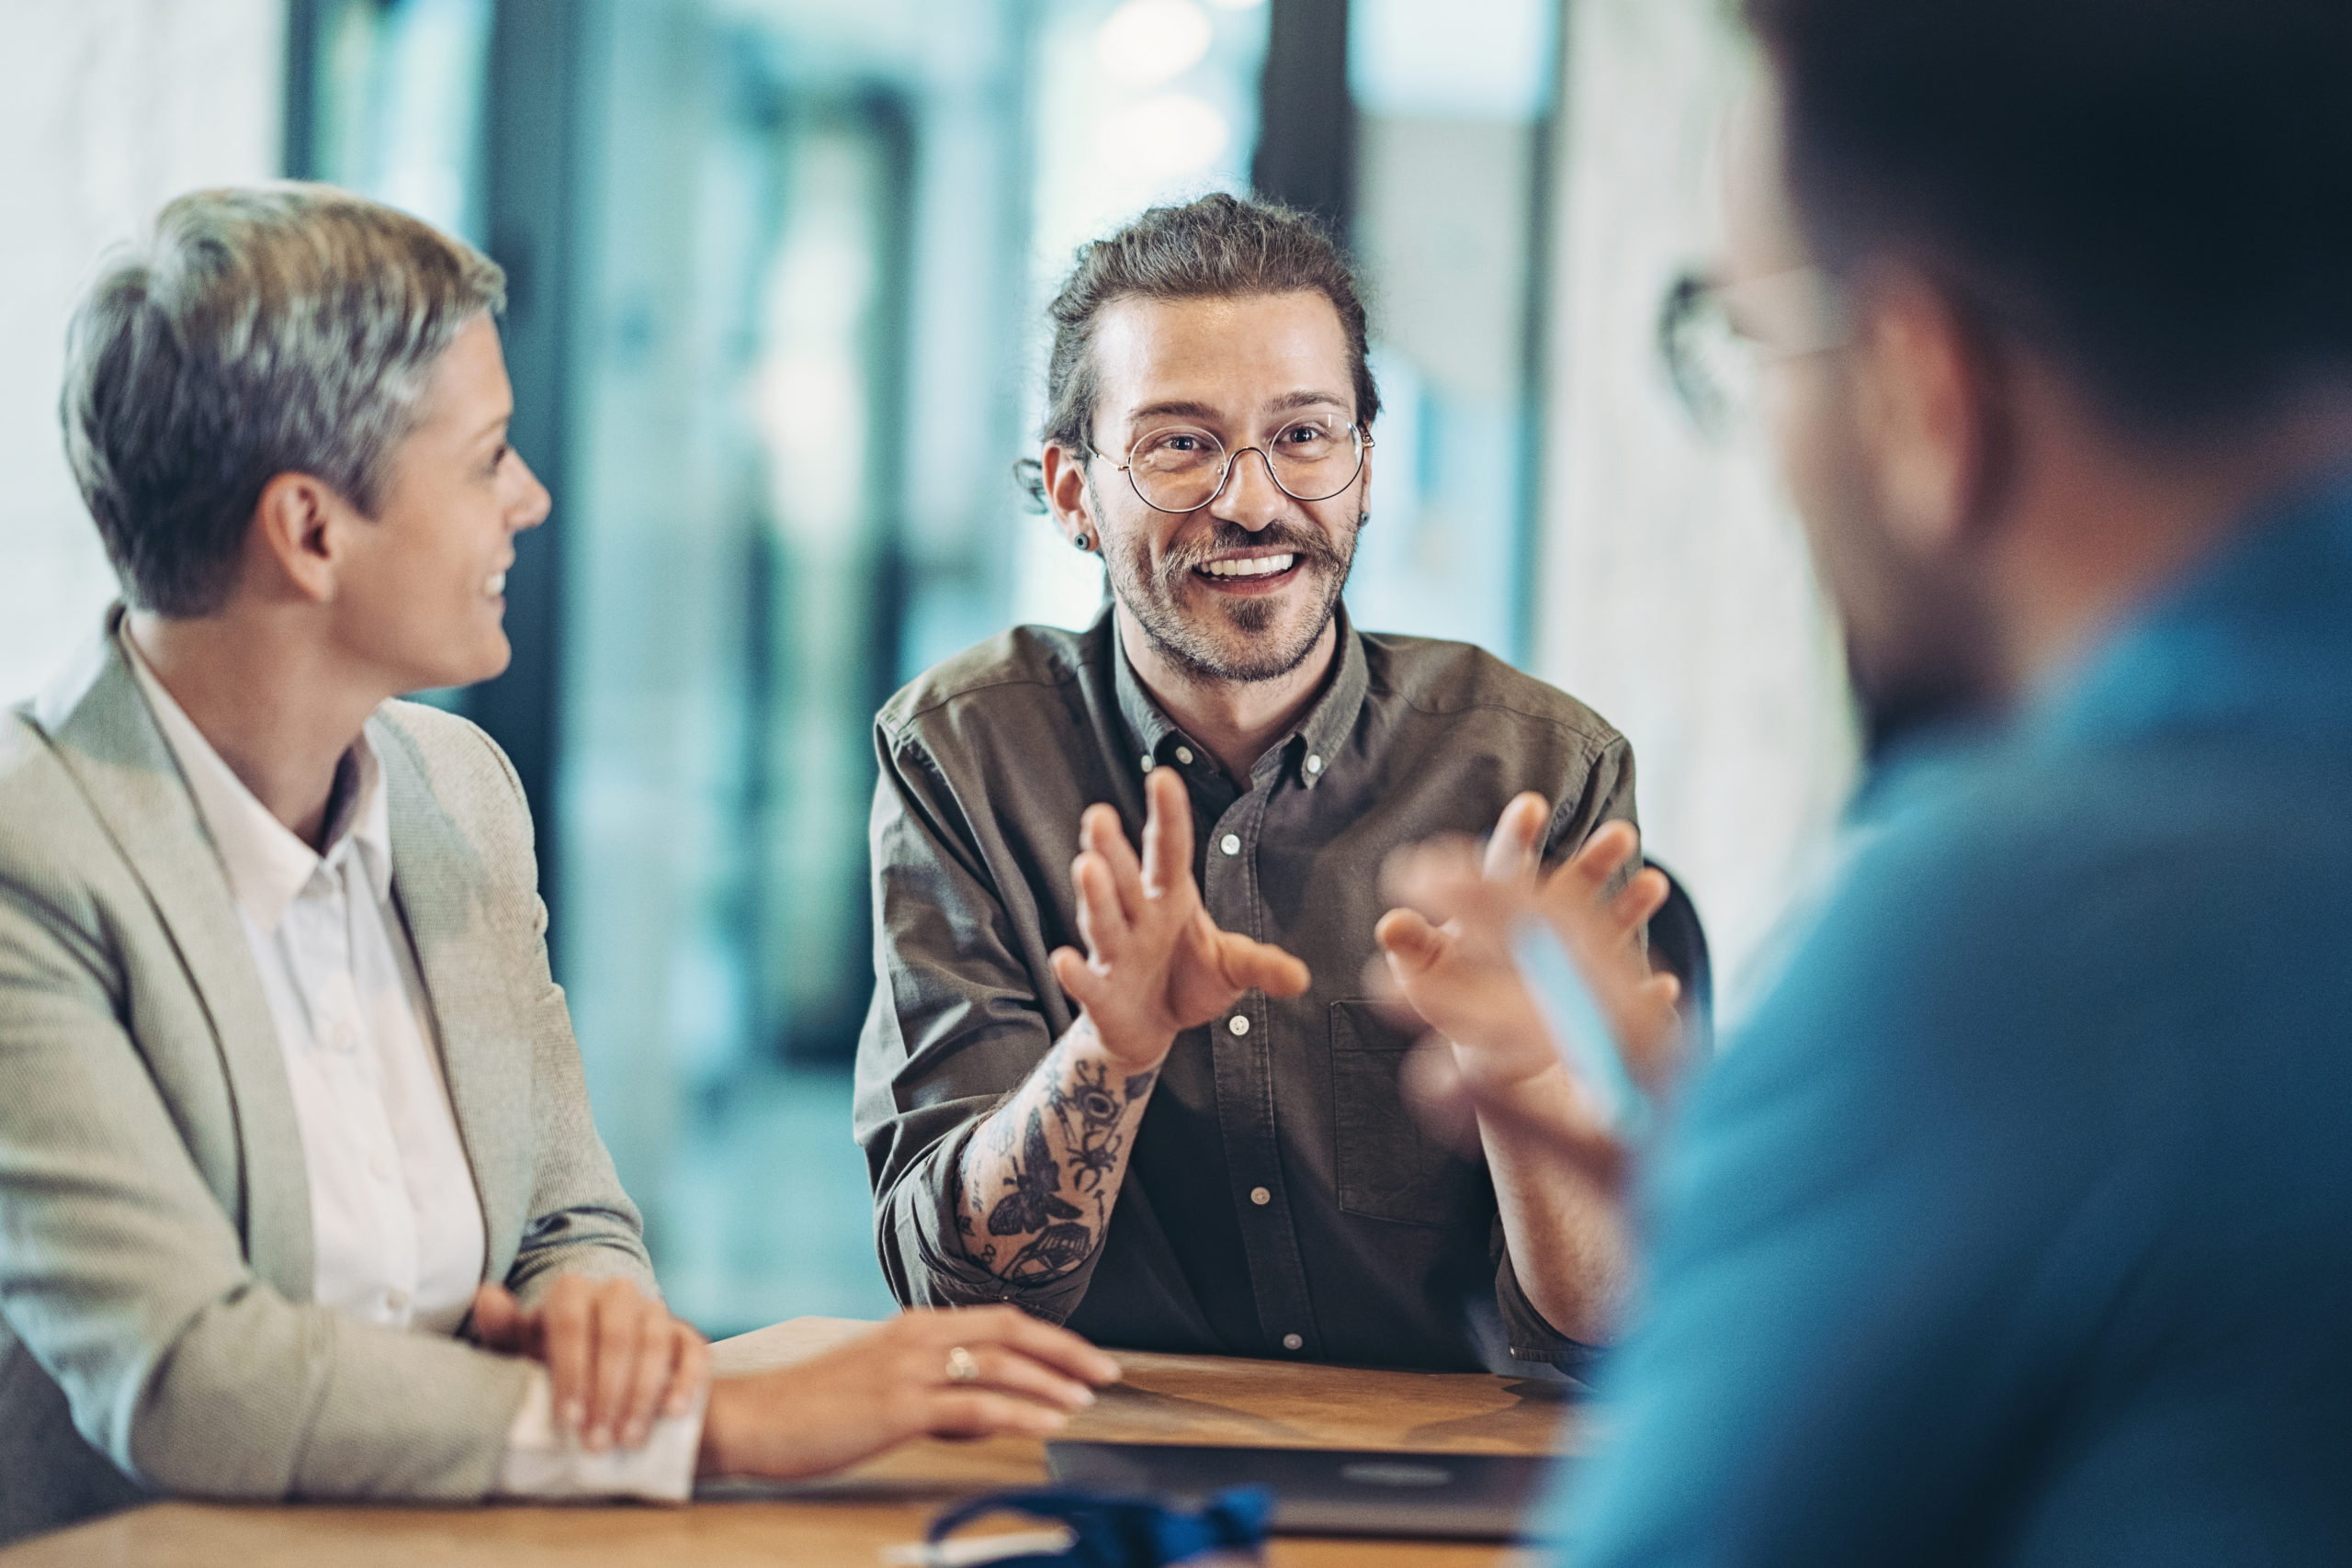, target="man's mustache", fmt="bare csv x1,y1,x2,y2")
1154,521,1351,586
